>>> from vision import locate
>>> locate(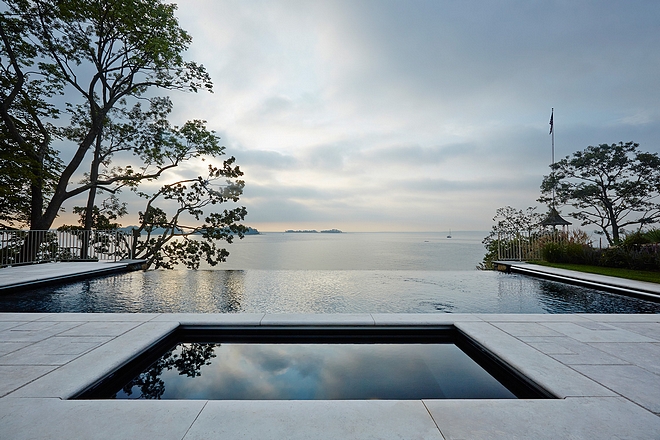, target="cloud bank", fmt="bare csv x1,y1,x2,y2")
86,0,660,232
